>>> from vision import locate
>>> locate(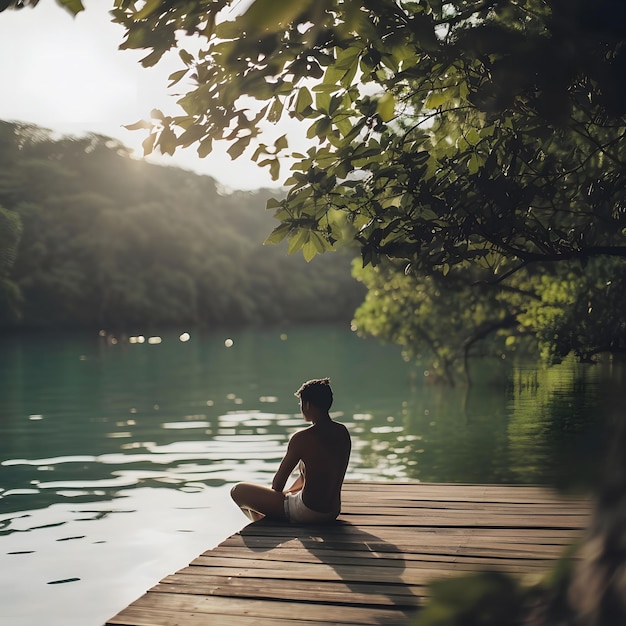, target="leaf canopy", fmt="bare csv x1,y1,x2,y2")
89,0,626,277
